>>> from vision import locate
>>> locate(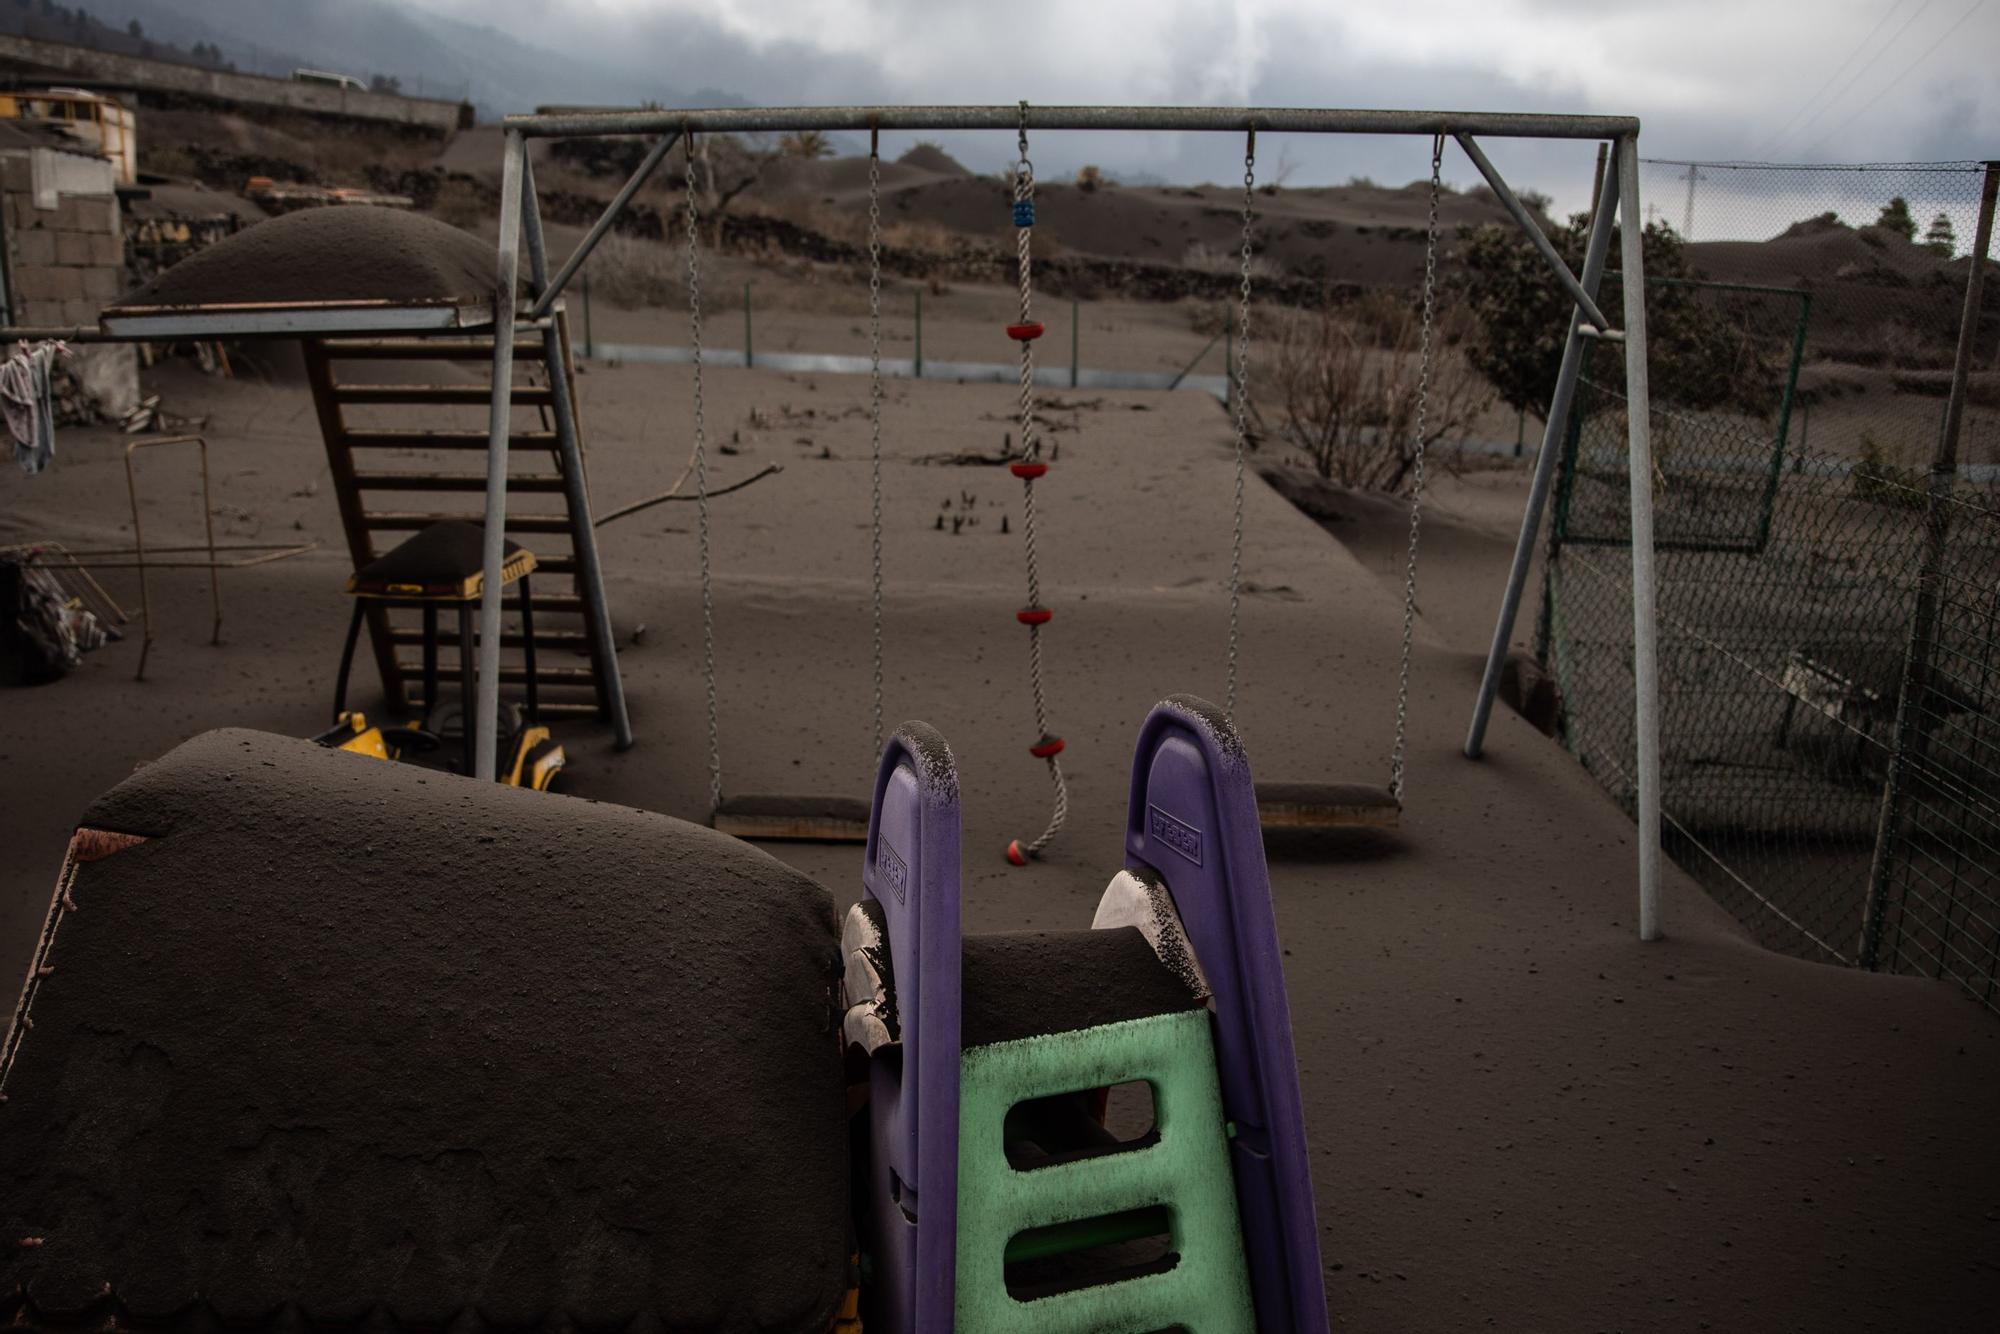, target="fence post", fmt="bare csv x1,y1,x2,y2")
1859,160,1999,970
1753,290,1811,553
580,266,594,359
743,282,753,369
1071,297,1080,388
914,287,923,379
1224,326,1233,408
